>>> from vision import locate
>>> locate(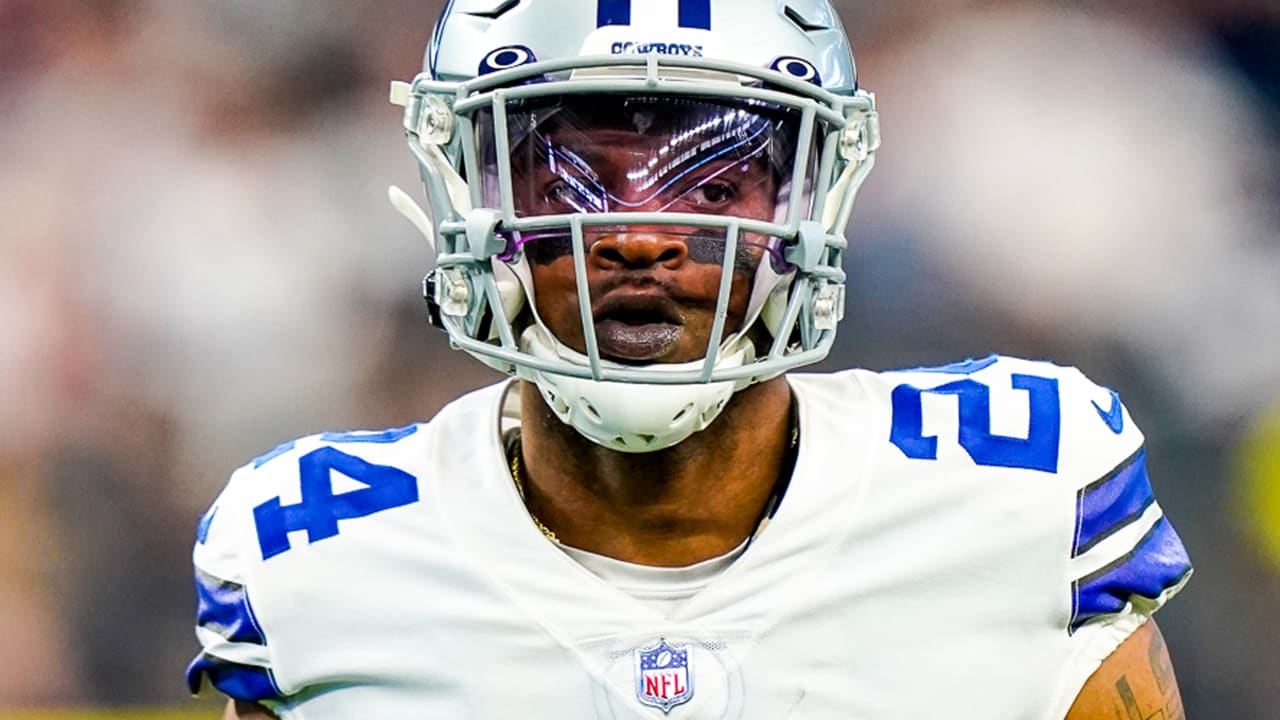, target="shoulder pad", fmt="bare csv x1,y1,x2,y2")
880,354,1143,476
199,424,426,566
882,355,1190,629
187,423,428,703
